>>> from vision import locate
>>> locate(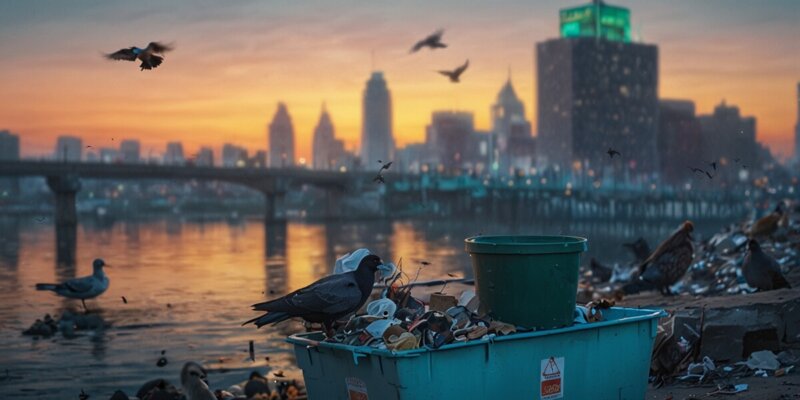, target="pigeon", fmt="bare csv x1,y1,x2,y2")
244,371,270,399
410,29,447,53
373,173,385,184
378,161,393,171
749,202,784,238
105,42,173,71
638,221,695,295
180,362,215,400
589,258,612,283
36,258,110,311
607,148,621,159
244,255,390,337
438,60,469,83
742,240,791,291
622,238,651,263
